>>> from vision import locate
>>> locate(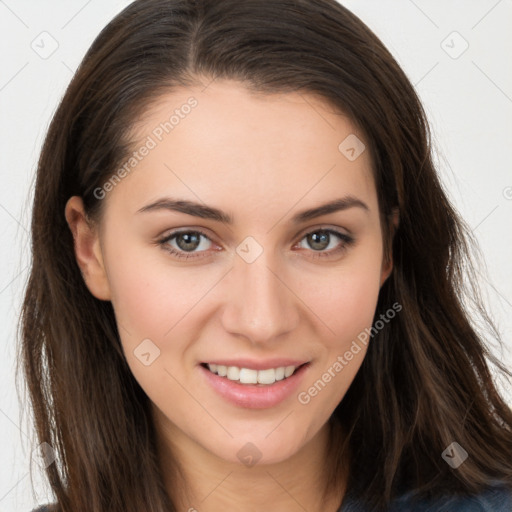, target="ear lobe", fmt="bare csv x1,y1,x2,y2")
380,208,400,287
64,196,111,301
